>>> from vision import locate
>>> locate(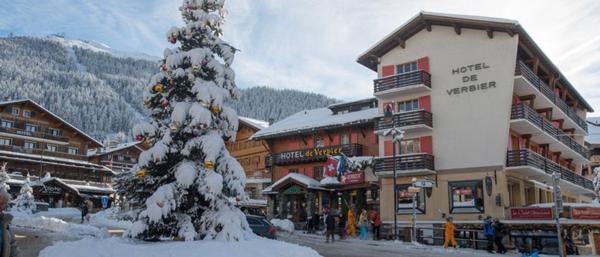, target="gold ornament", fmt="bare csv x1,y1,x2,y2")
153,84,164,93
210,106,221,114
191,65,201,73
204,160,215,169
136,169,146,177
170,123,180,133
